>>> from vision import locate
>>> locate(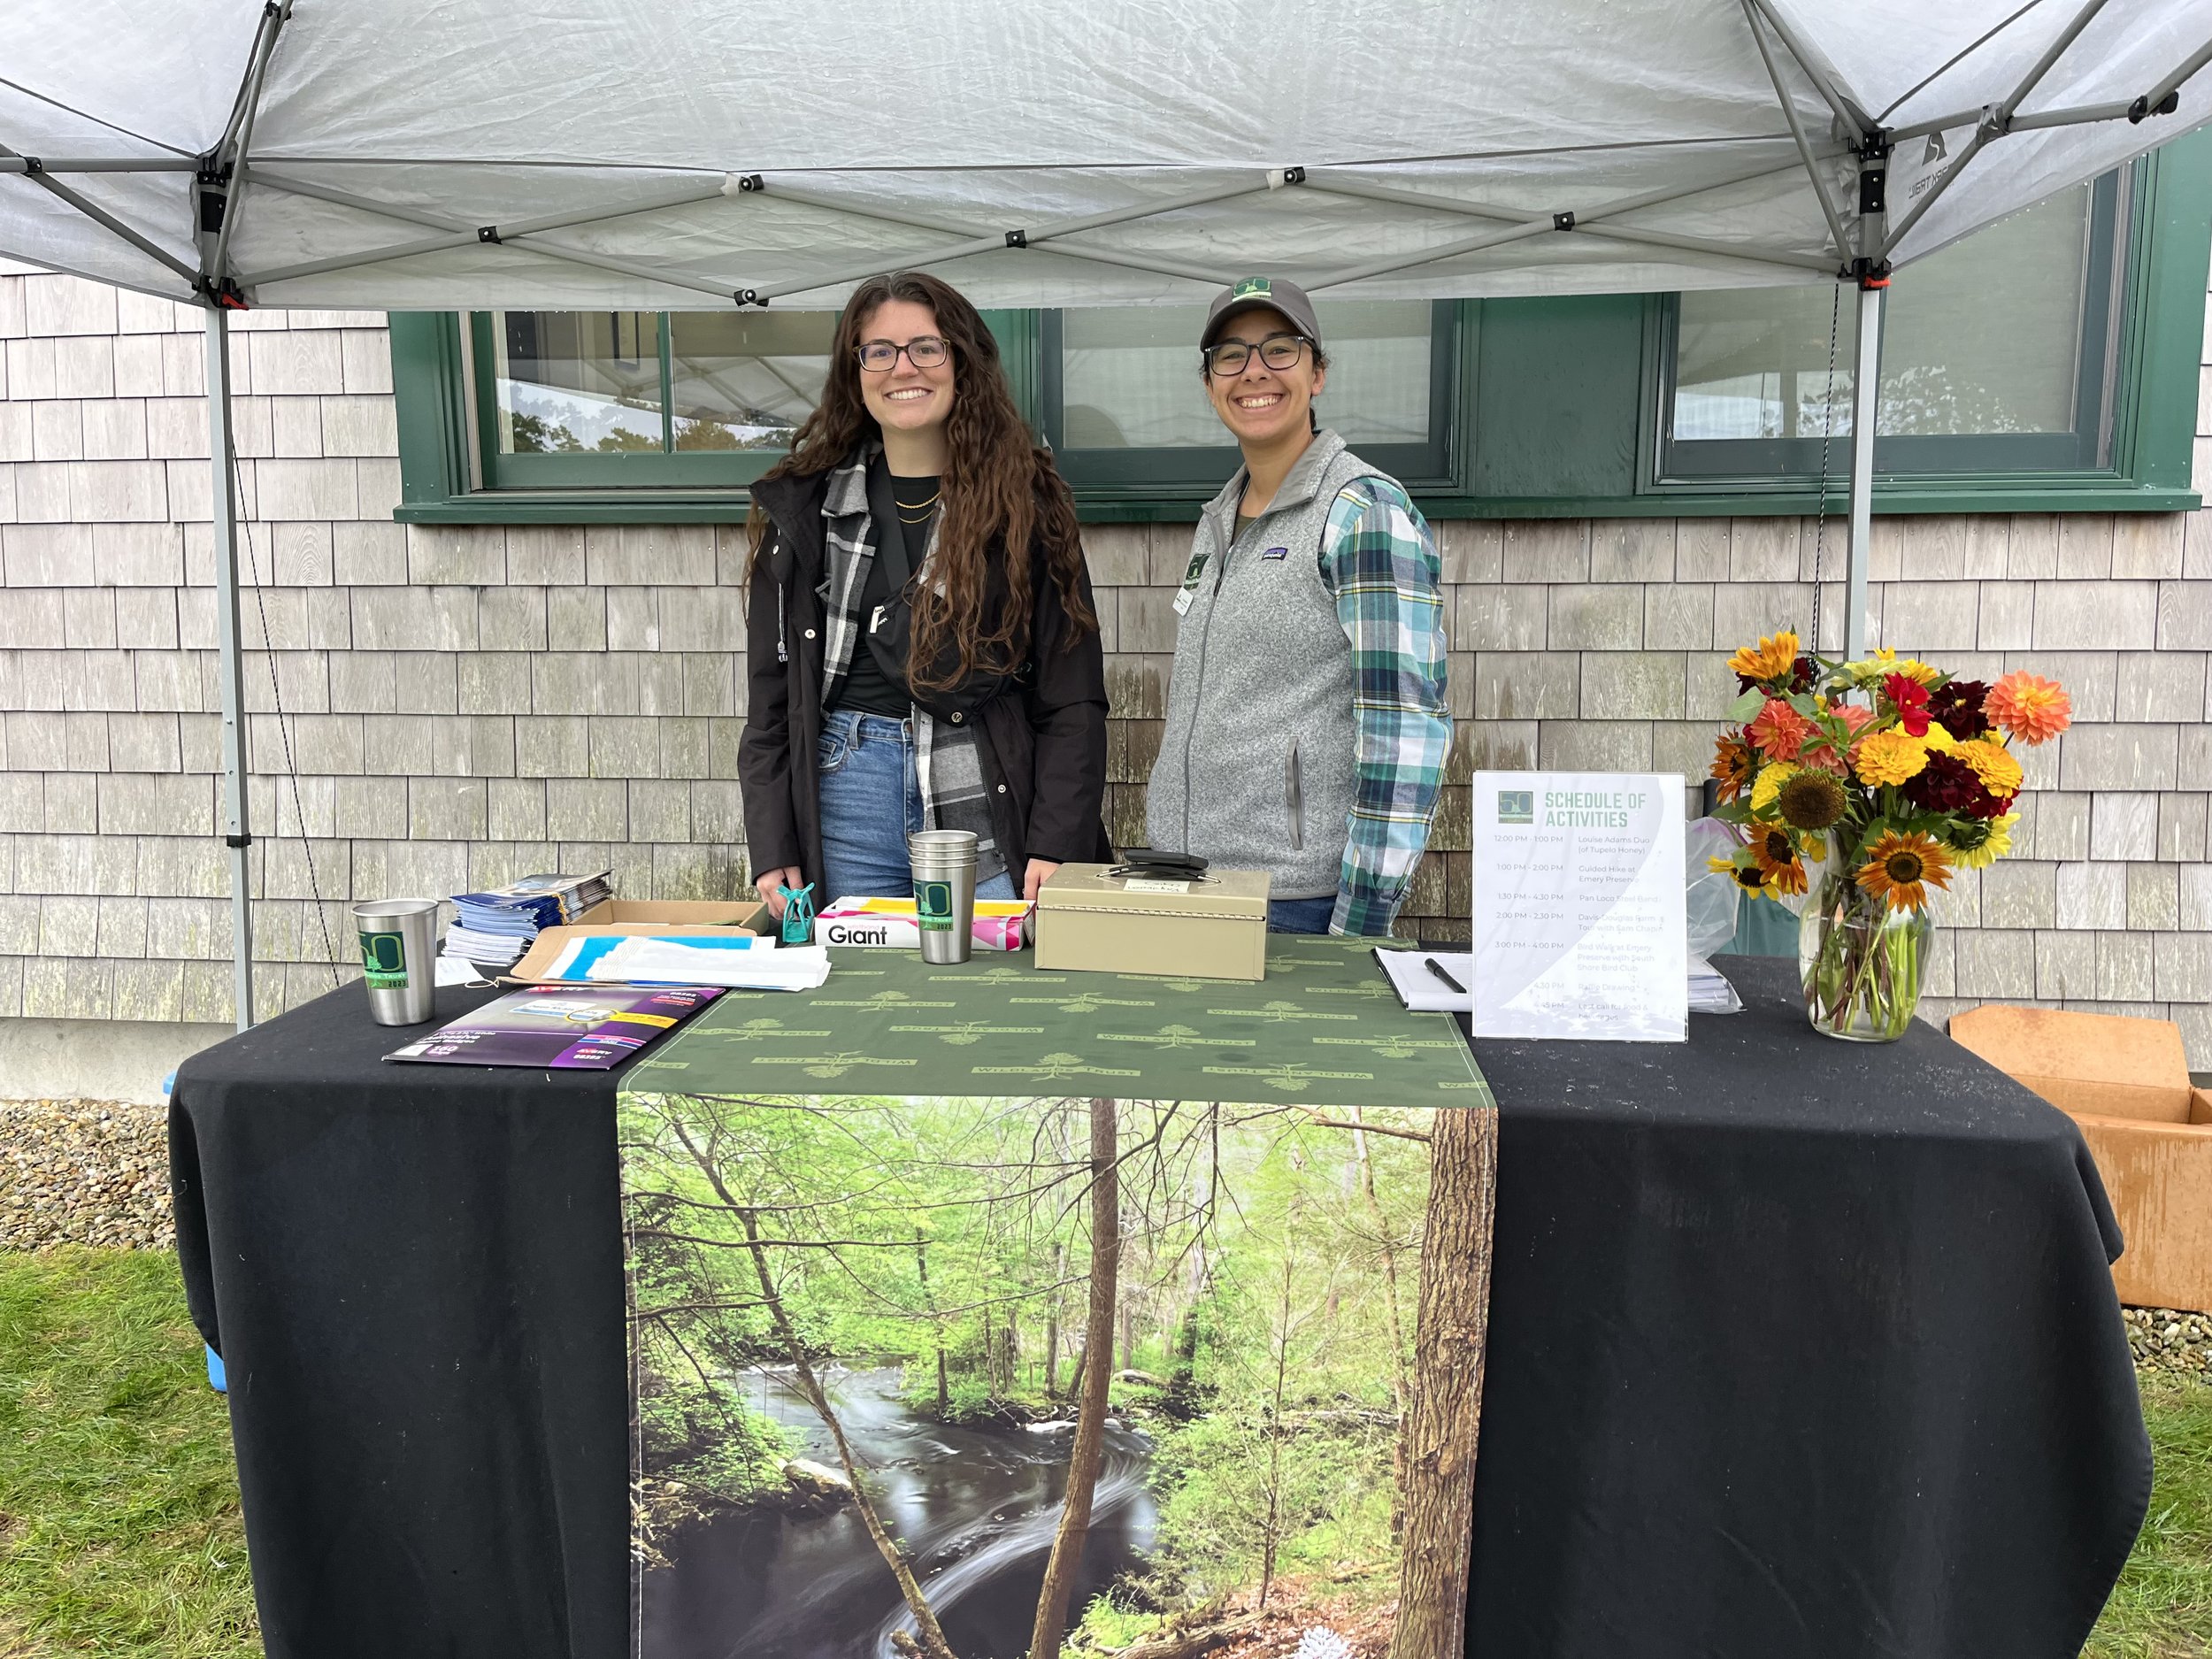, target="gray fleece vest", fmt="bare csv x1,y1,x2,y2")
1146,431,1385,900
